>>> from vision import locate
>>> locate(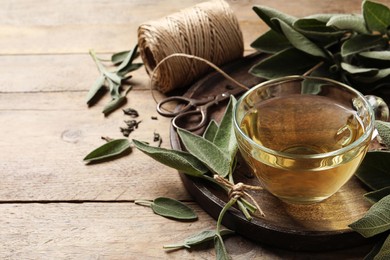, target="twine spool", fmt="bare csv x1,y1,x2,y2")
137,0,244,93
